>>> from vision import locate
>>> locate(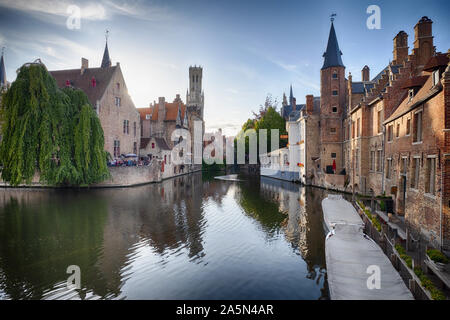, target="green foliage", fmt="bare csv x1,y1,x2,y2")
235,95,287,158
414,267,446,300
202,159,226,172
379,200,386,211
0,63,109,186
427,249,449,264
